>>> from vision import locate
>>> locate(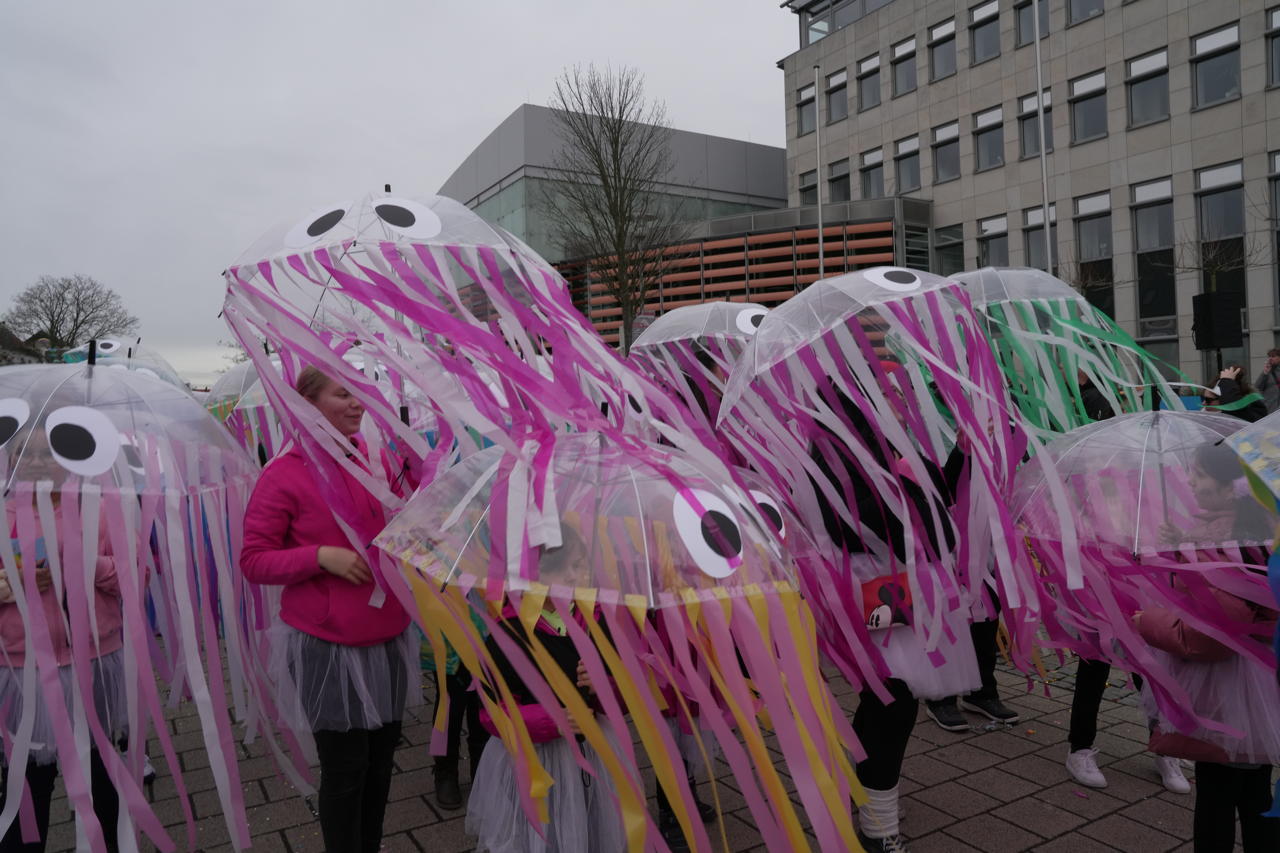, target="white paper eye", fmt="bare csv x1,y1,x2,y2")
95,338,123,354
748,489,786,538
284,202,351,249
866,267,924,293
735,307,768,335
373,198,443,241
673,488,742,579
44,406,121,476
0,399,30,447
